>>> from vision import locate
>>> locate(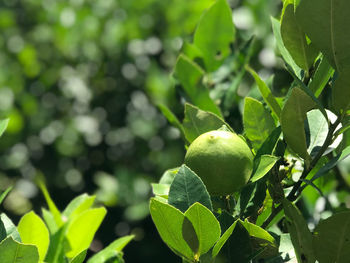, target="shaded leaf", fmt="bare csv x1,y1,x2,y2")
281,88,316,159
0,237,39,263
157,104,186,141
271,17,302,77
308,56,334,98
313,211,350,263
168,165,212,213
149,198,194,260
332,72,350,114
296,0,350,72
184,202,220,256
281,4,318,71
283,199,315,263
